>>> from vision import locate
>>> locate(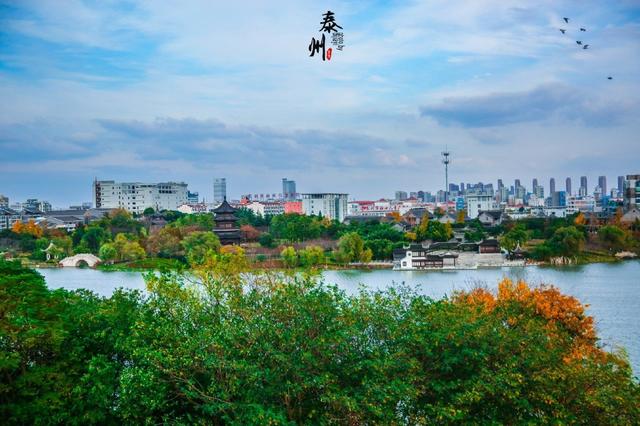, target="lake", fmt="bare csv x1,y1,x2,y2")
38,261,640,375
